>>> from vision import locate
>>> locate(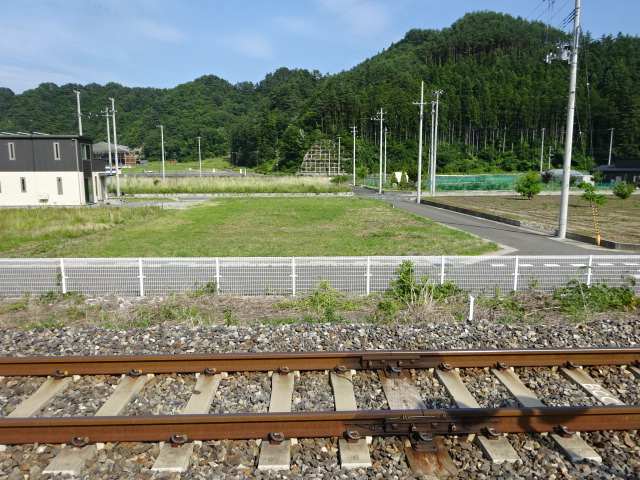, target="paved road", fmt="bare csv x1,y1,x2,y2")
352,187,633,256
